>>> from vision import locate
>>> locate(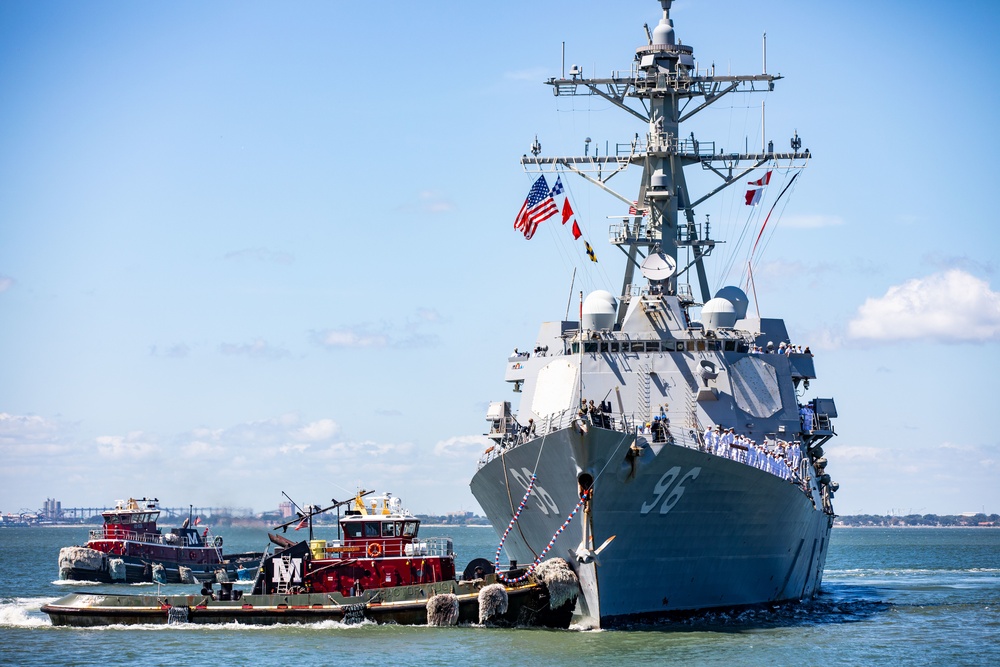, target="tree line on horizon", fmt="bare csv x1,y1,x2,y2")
835,513,998,527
